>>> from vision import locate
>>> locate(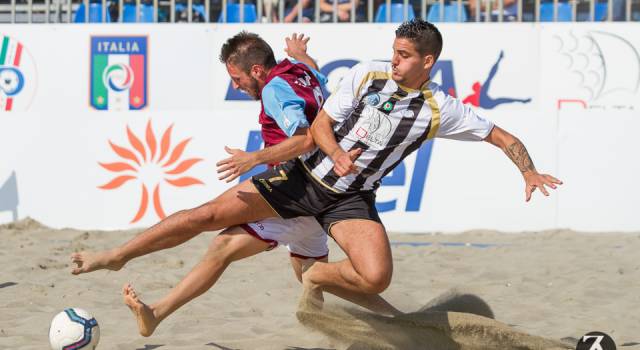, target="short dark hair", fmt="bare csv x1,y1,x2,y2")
395,19,443,61
219,31,277,73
